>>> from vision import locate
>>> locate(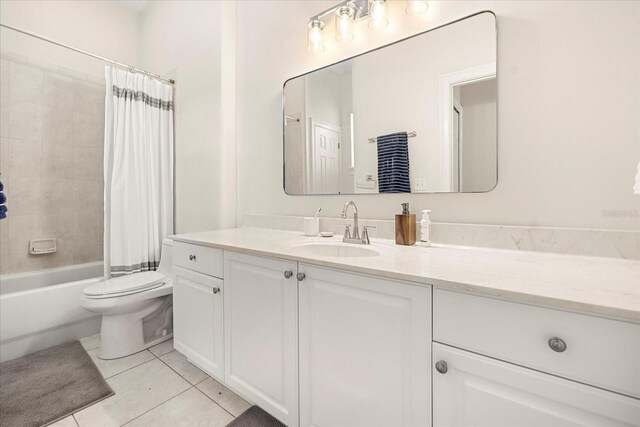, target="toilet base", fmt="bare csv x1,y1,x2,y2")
98,295,173,359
